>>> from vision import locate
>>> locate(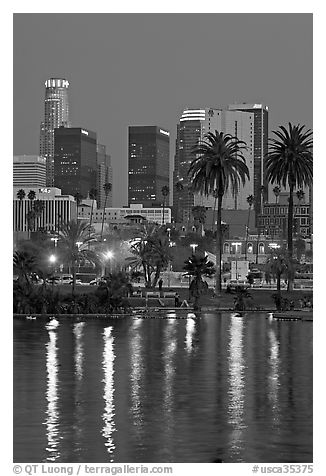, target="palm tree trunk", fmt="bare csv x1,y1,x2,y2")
256,227,261,265
72,263,76,298
287,184,294,291
100,195,108,241
211,195,217,232
245,206,251,260
215,194,223,294
162,199,165,225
